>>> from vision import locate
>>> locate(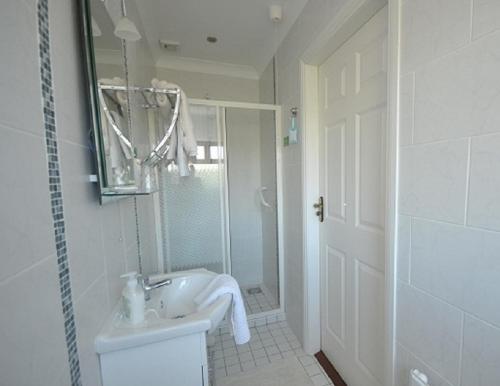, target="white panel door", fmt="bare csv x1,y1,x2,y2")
318,7,387,386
